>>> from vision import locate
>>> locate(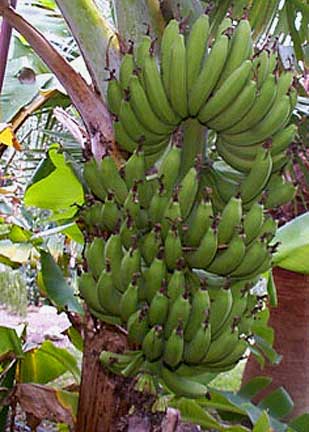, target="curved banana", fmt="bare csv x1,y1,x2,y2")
222,95,291,146
207,80,257,132
216,19,252,87
169,34,188,118
186,14,210,93
208,232,246,276
199,60,252,124
223,74,277,135
188,34,229,116
129,75,173,135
